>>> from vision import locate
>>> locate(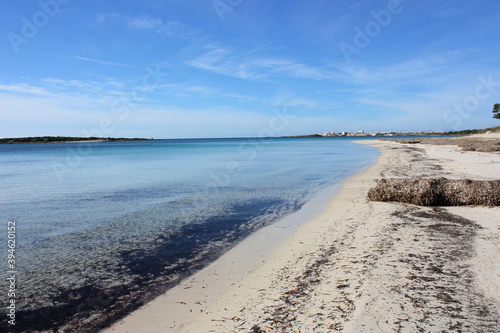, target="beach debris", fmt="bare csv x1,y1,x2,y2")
368,177,500,206
383,137,500,152
251,324,266,332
